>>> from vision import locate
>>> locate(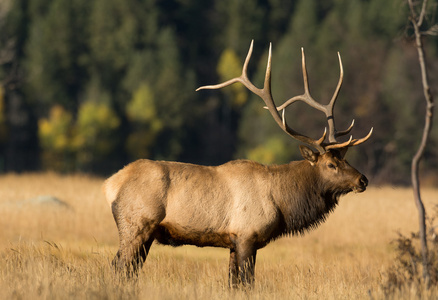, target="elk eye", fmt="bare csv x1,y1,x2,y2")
327,163,336,170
